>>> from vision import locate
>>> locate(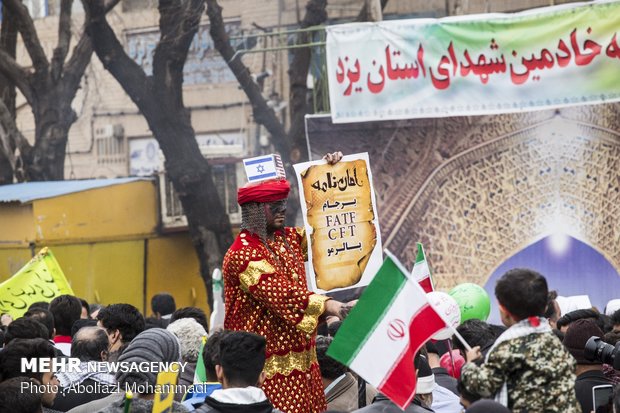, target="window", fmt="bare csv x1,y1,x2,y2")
213,164,240,215
159,163,241,229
